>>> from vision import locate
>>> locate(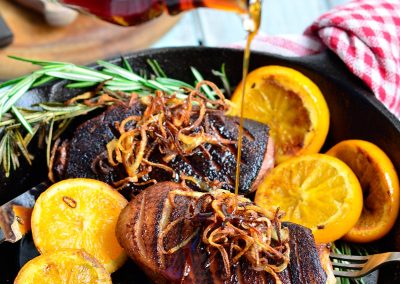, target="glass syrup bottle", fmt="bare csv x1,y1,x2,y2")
52,0,250,26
